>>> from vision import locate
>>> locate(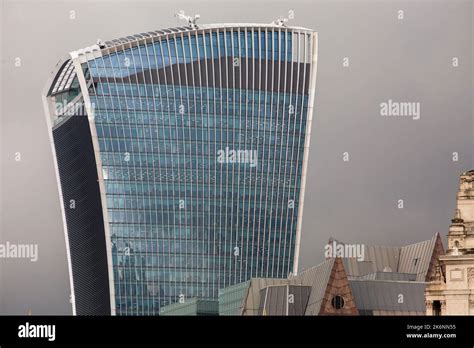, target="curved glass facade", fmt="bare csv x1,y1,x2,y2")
45,24,317,315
